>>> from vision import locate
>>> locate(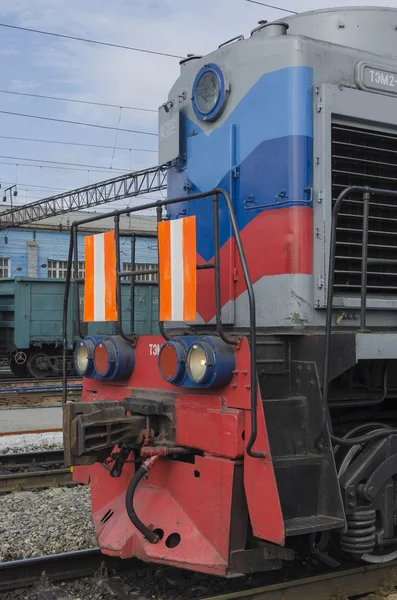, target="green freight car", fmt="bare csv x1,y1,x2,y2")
0,277,159,377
